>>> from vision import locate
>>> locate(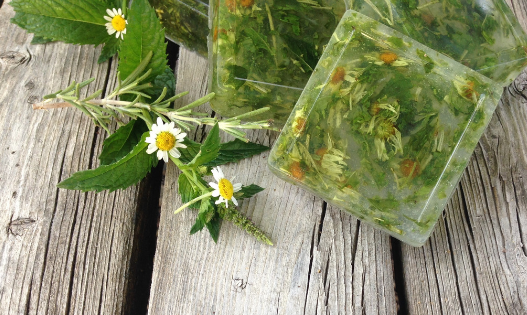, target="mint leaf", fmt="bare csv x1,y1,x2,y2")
206,139,269,166
31,35,54,44
143,67,176,100
187,124,220,167
99,119,149,165
57,132,157,192
178,138,201,164
98,36,120,63
118,0,167,83
10,0,110,45
190,217,205,234
235,184,265,200
178,173,201,209
206,214,222,243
